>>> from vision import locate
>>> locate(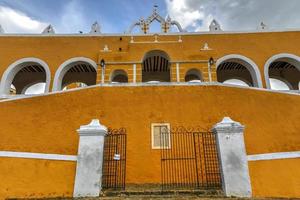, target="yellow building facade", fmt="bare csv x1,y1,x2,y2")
0,9,299,199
